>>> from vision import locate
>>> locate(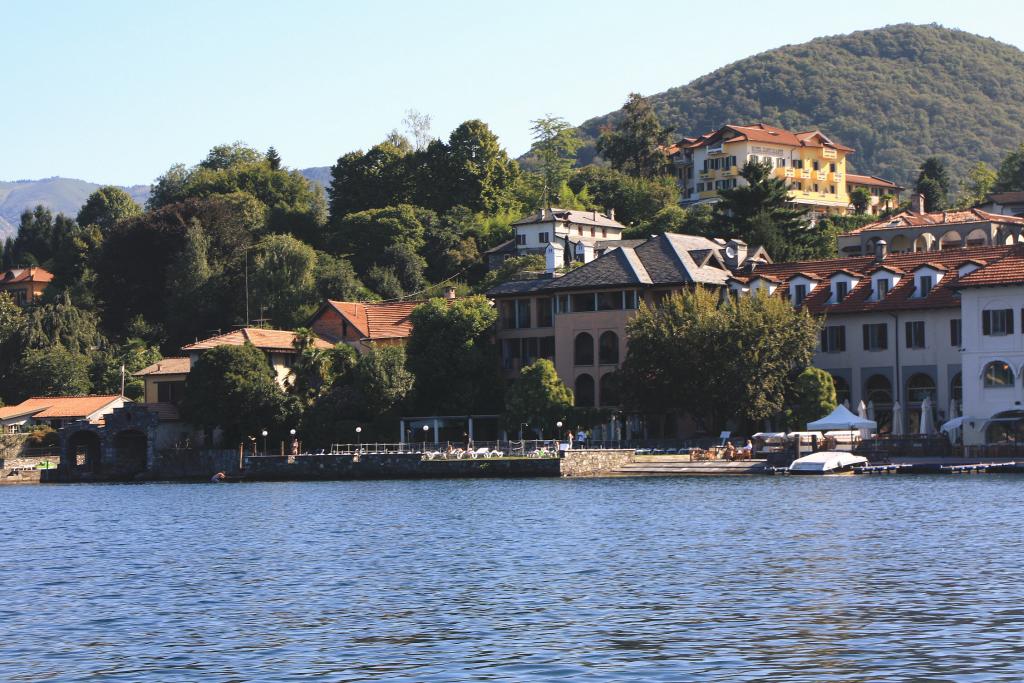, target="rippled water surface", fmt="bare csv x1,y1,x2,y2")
3,476,1024,681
